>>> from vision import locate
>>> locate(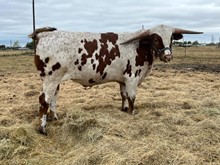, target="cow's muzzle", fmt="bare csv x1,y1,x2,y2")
162,54,173,62
158,47,173,63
